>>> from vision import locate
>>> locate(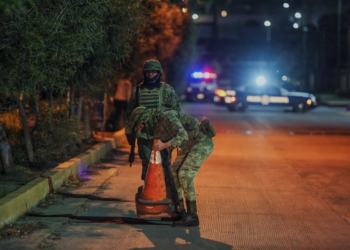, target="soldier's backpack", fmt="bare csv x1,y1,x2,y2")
199,119,216,138
154,109,200,139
